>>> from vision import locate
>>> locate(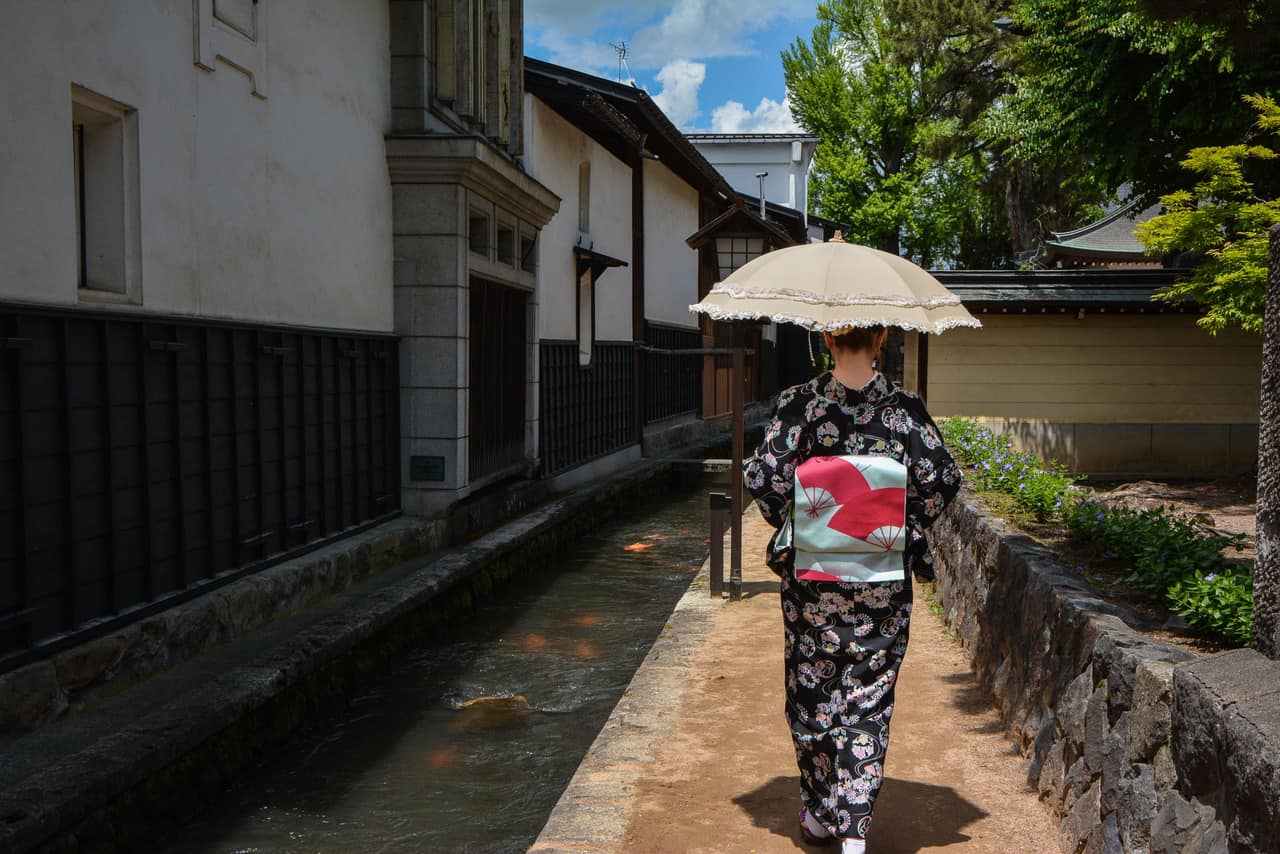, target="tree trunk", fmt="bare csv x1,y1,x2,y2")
1255,223,1280,658
1004,165,1038,258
